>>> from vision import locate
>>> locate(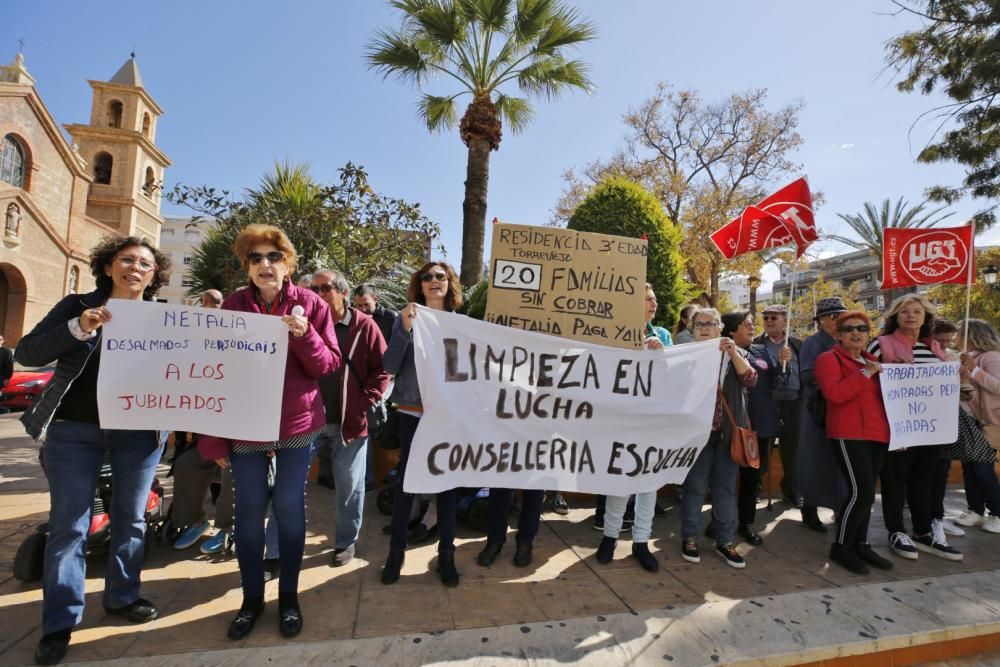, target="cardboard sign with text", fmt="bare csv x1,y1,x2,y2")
485,223,648,350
